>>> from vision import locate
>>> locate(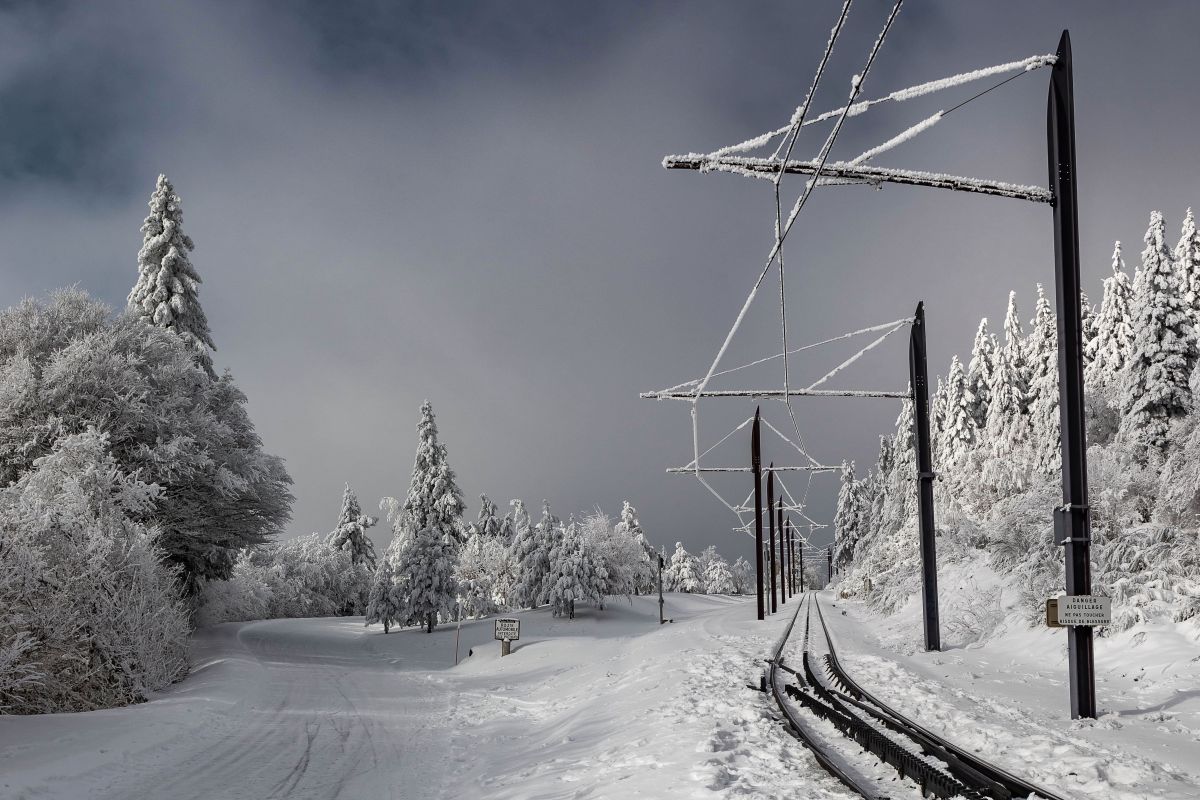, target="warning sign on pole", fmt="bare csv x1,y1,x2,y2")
1053,595,1110,627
